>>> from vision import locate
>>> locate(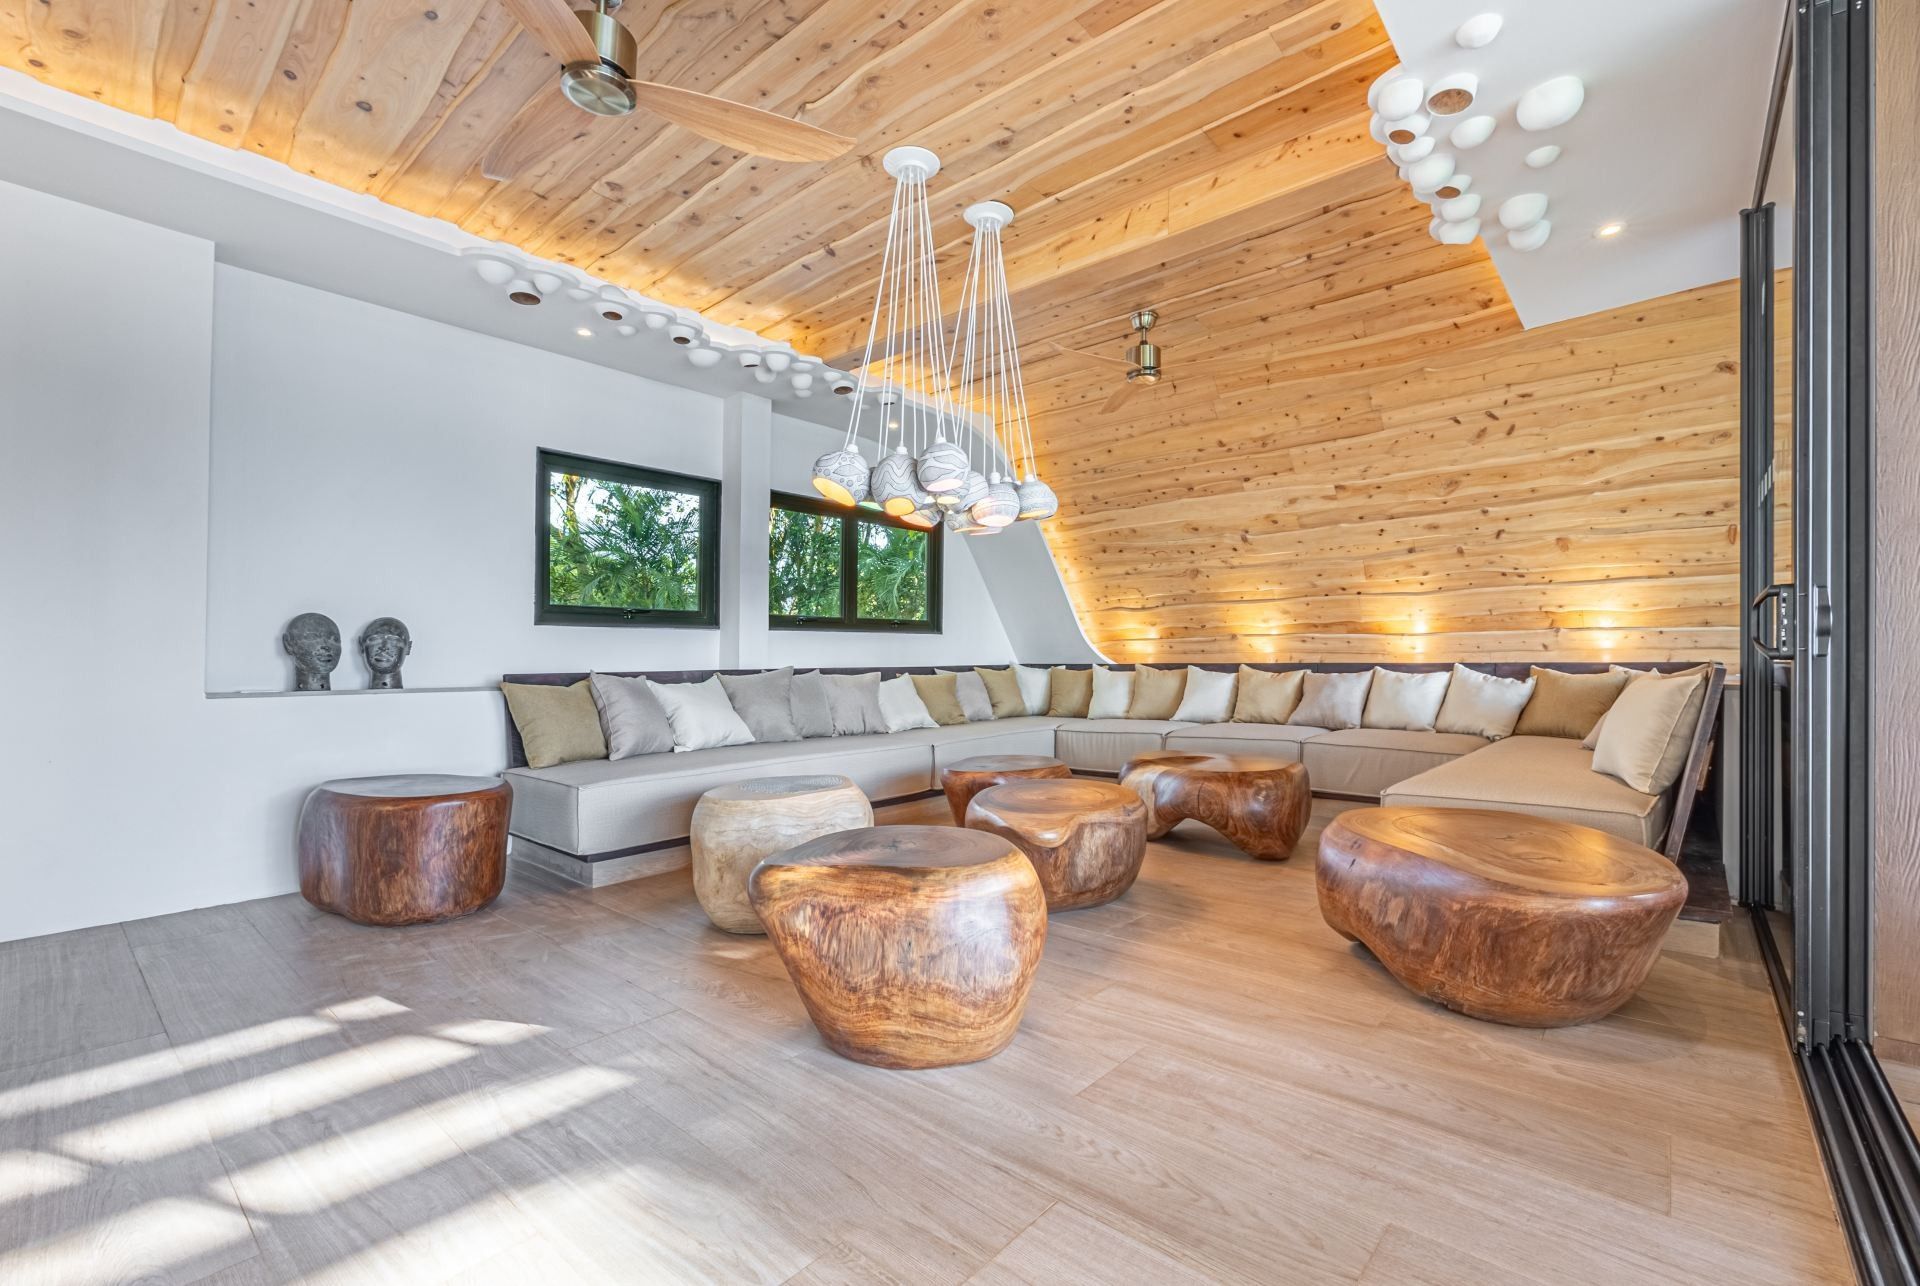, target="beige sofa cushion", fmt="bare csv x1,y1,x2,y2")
1232,667,1305,723
1361,667,1449,731
506,733,938,855
1054,718,1187,774
1433,664,1535,739
1302,728,1489,797
1513,667,1629,739
1290,671,1370,730
502,680,606,769
1382,735,1672,849
1164,721,1330,763
911,671,967,725
1047,666,1093,717
976,666,1027,718
1590,670,1707,793
1128,665,1187,720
